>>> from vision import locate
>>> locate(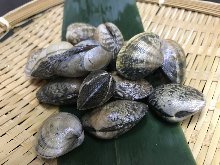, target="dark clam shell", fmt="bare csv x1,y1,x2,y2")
36,78,82,105
161,39,186,84
82,100,148,139
147,84,206,122
116,32,163,80
77,70,115,110
112,72,153,100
